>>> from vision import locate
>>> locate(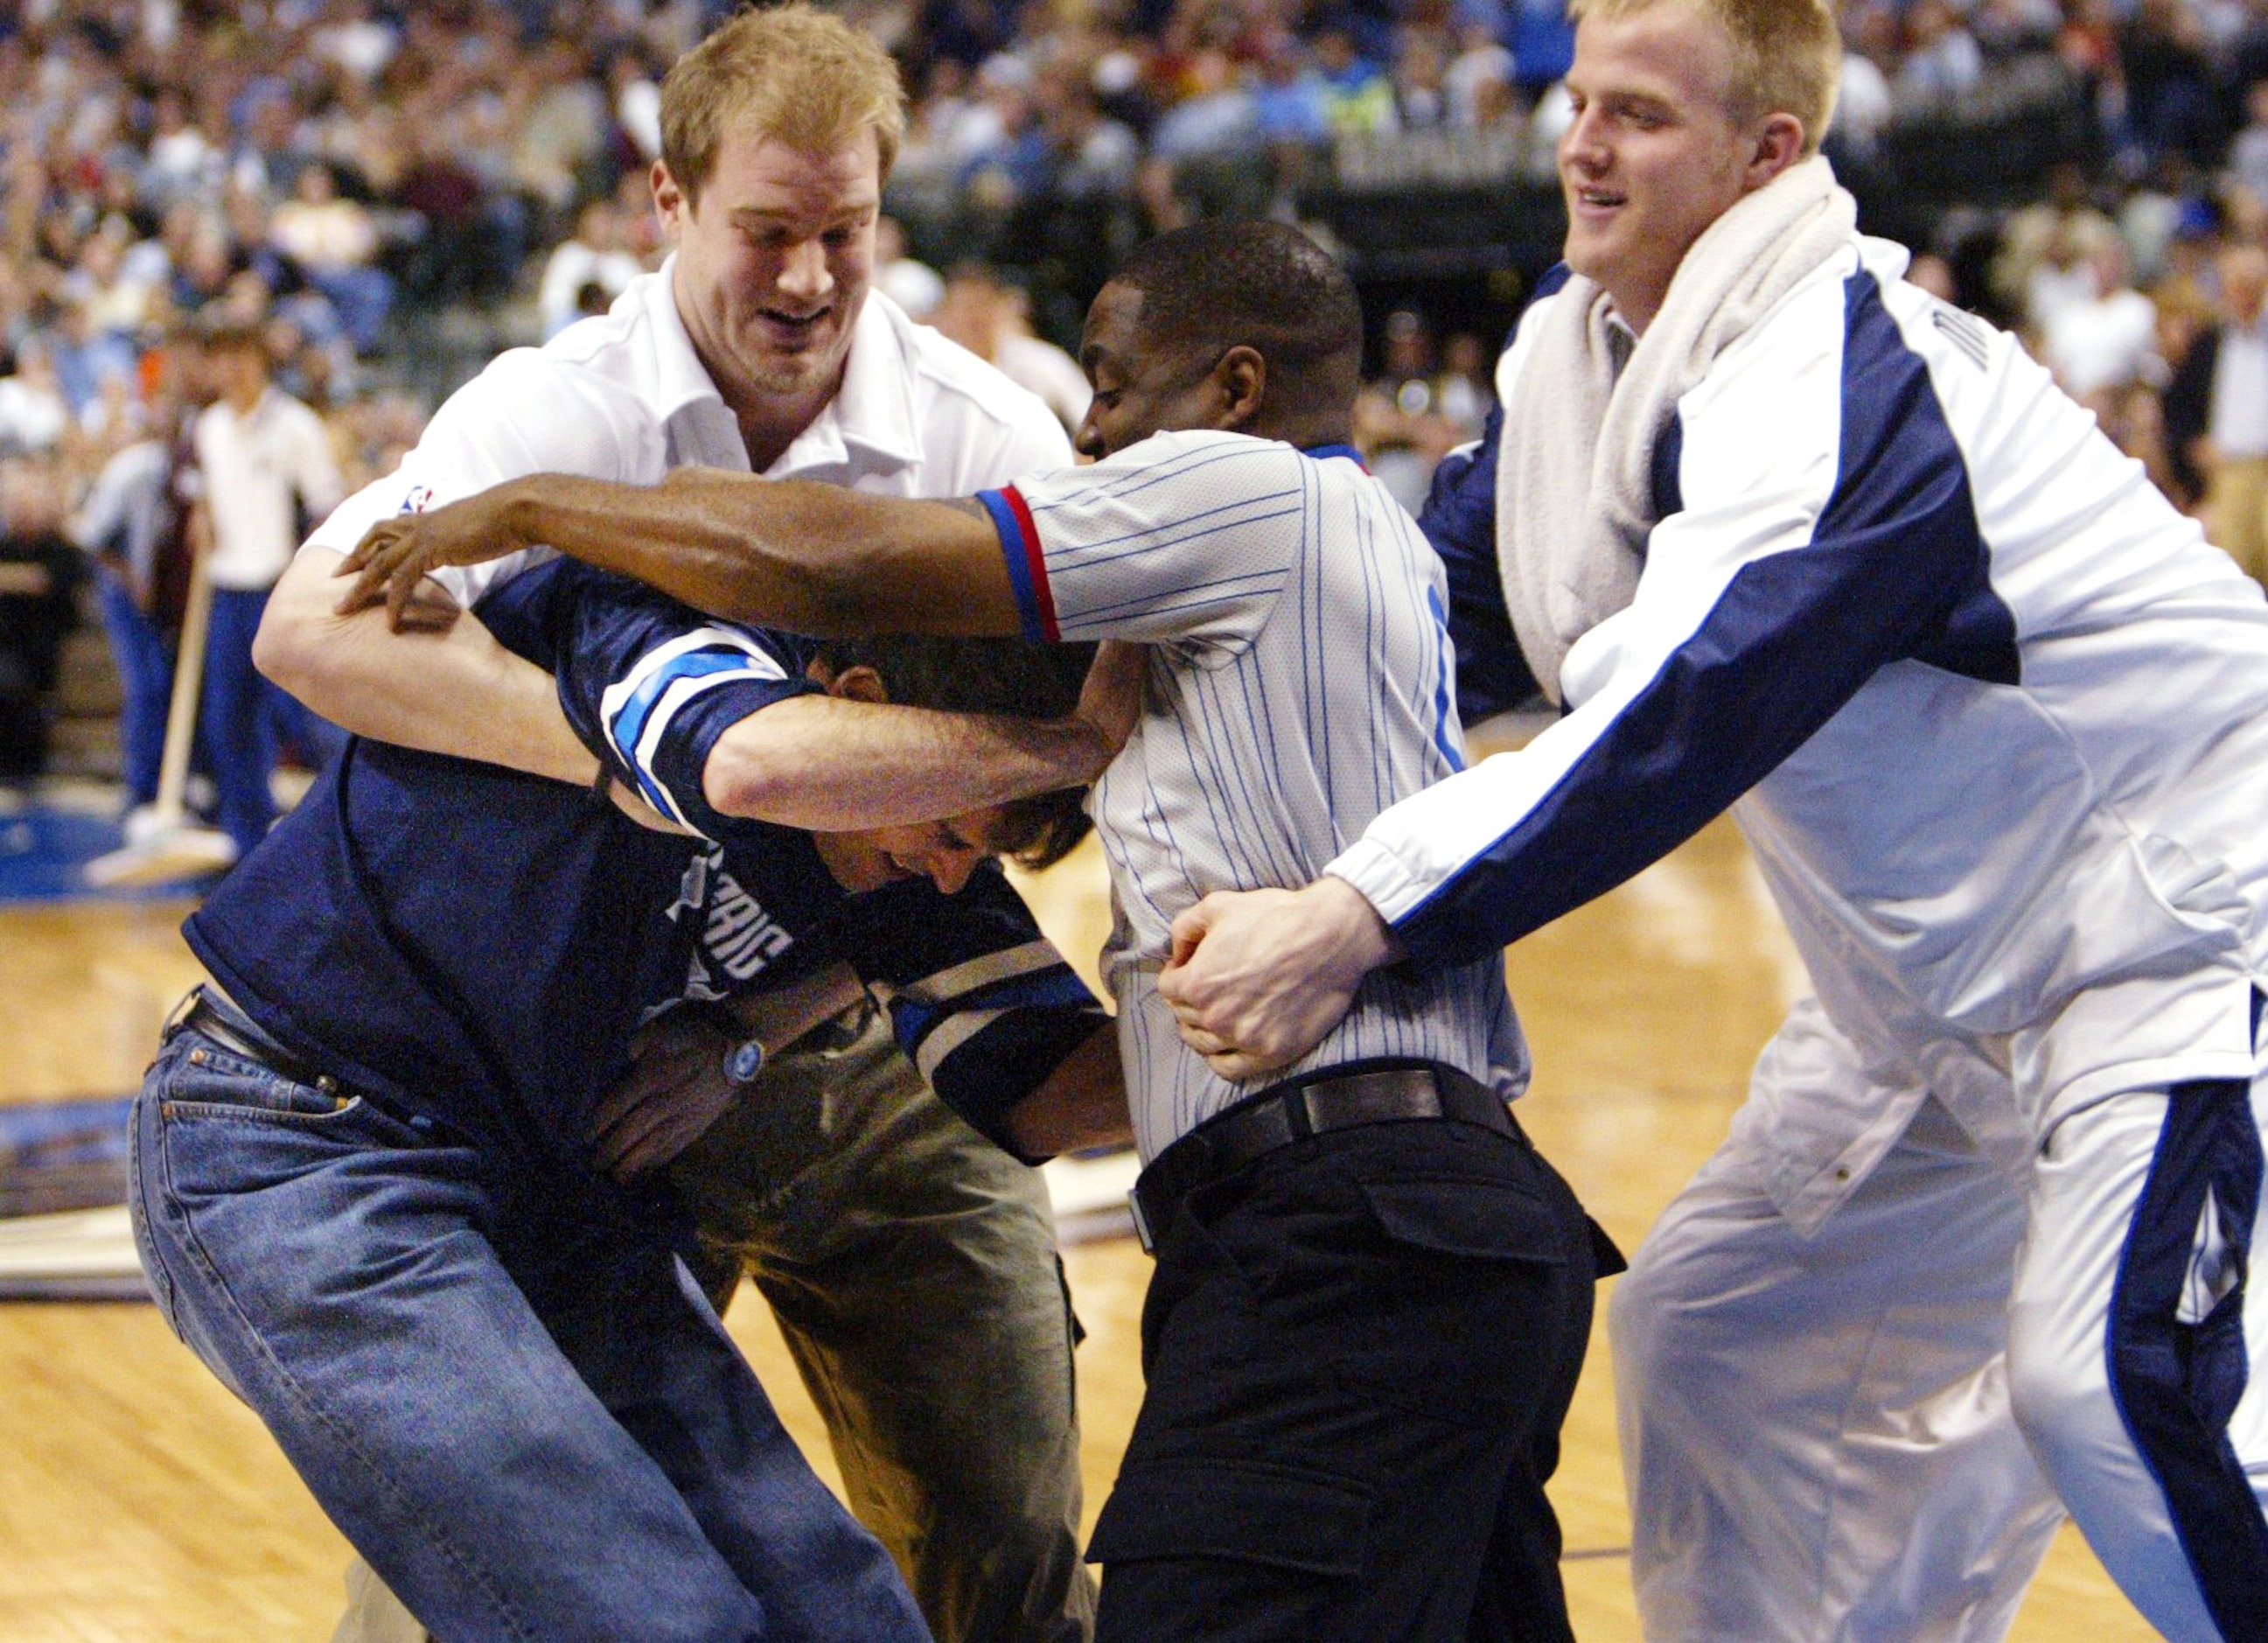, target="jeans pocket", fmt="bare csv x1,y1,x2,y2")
157,1033,359,1126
